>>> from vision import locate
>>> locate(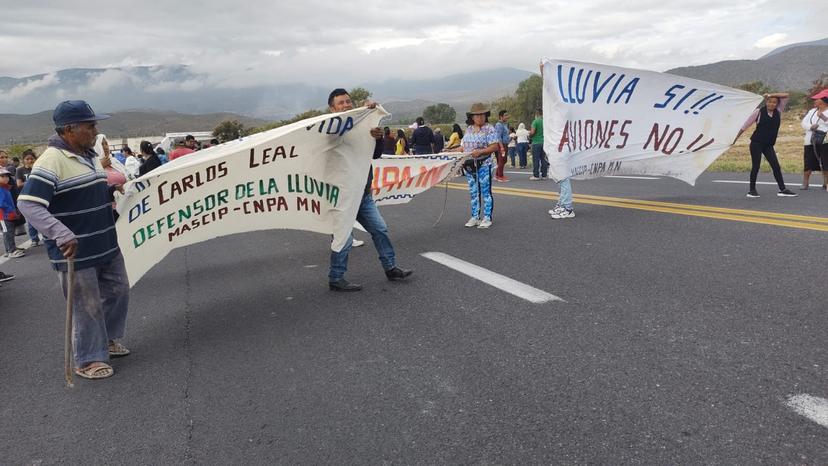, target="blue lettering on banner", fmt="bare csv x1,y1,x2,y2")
653,84,724,115
556,64,640,105
310,116,355,136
